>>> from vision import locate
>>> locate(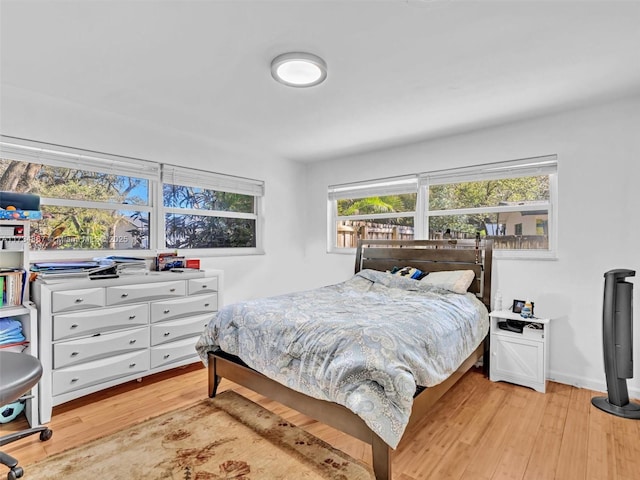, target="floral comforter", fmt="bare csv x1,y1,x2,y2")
195,269,488,448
